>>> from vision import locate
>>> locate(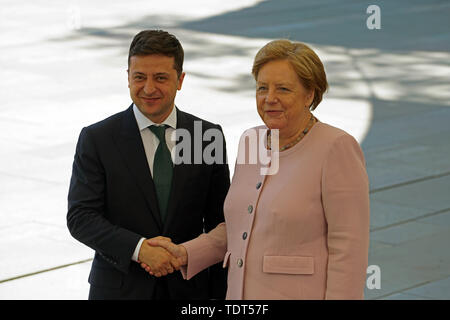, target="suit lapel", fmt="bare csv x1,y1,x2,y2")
163,108,193,233
113,105,163,231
